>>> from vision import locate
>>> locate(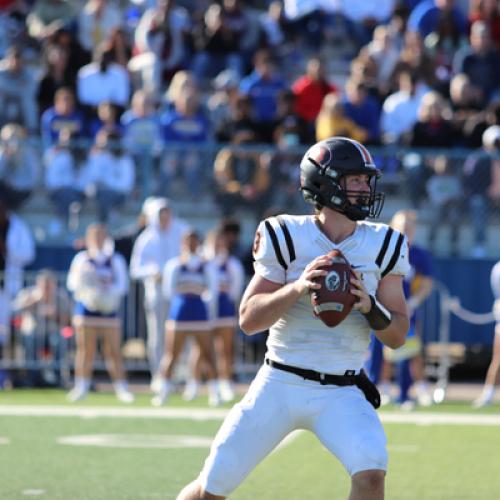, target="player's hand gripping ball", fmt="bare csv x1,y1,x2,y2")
310,249,357,327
